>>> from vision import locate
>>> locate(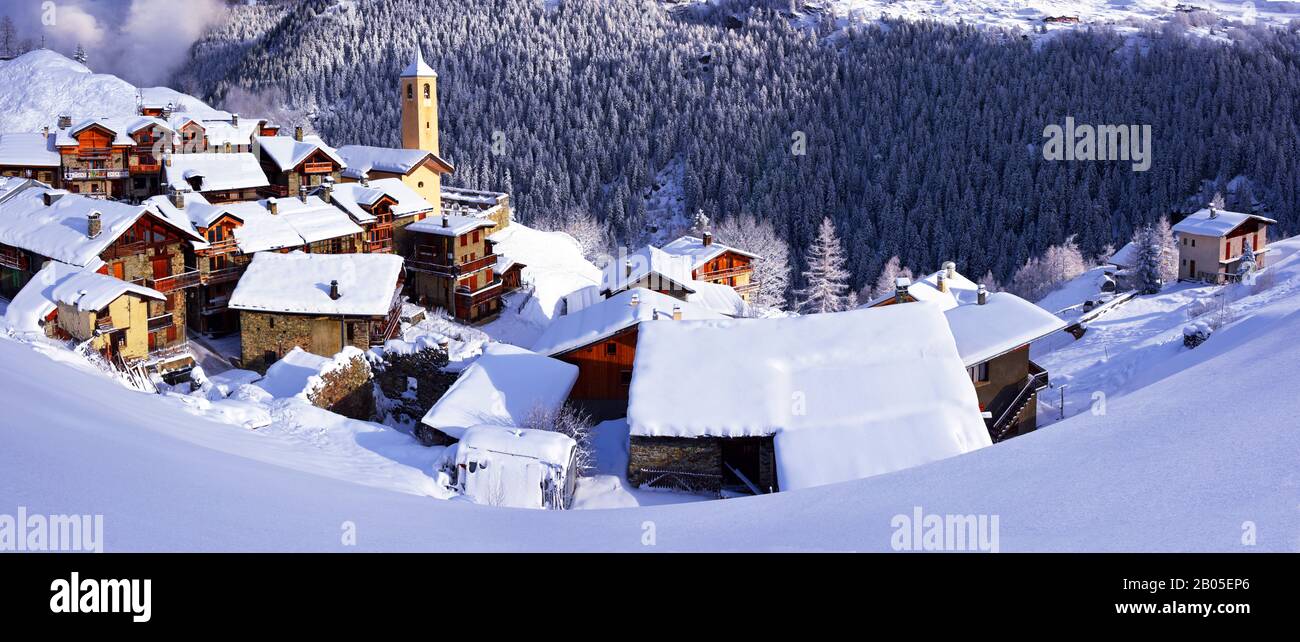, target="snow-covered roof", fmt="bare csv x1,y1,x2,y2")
864,266,980,310
201,120,261,148
3,260,99,333
256,346,365,399
327,178,435,224
943,292,1067,367
0,188,154,267
1172,208,1276,238
336,144,451,178
627,305,991,490
53,116,168,147
401,50,438,77
456,425,576,468
163,153,269,193
254,135,346,172
0,176,40,203
531,288,726,357
441,185,505,206
685,280,749,317
223,196,363,253
602,245,697,294
229,252,404,317
420,343,579,440
51,269,163,312
660,235,760,270
0,132,59,167
1106,241,1139,268
407,213,496,237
